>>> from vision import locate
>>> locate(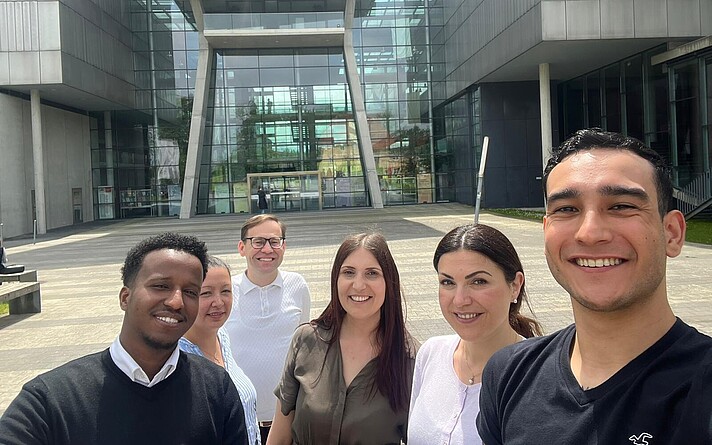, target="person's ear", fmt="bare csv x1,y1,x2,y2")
238,240,246,257
119,286,130,311
510,271,524,301
663,210,686,258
